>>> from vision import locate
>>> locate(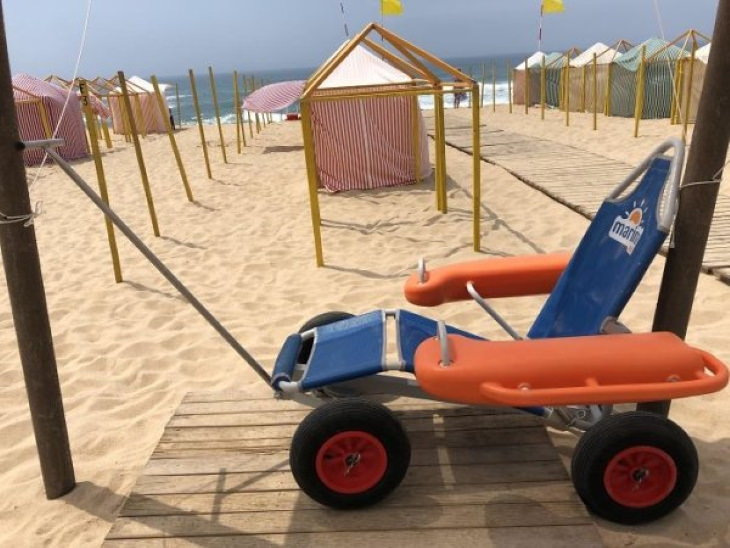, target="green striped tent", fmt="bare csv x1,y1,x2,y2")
544,48,580,108
609,38,687,119
529,52,562,106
